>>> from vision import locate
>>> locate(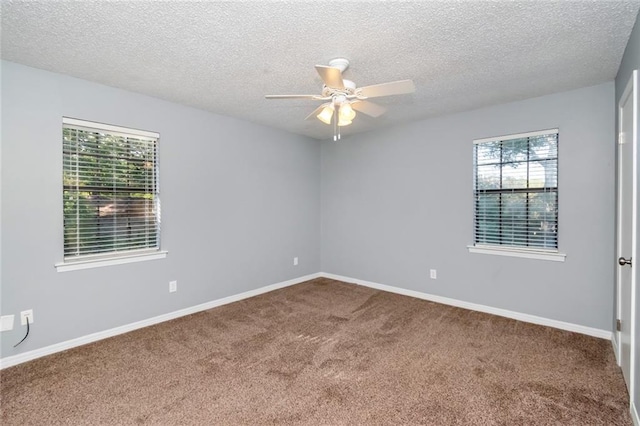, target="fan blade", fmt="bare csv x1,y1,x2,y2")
351,100,387,118
315,65,345,89
305,104,328,120
358,80,416,98
265,94,322,99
